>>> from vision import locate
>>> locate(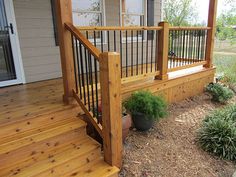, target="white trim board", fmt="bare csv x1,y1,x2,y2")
0,0,25,87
